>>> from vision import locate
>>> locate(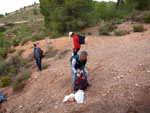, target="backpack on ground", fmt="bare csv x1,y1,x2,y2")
74,73,87,91
39,48,45,58
78,35,85,44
